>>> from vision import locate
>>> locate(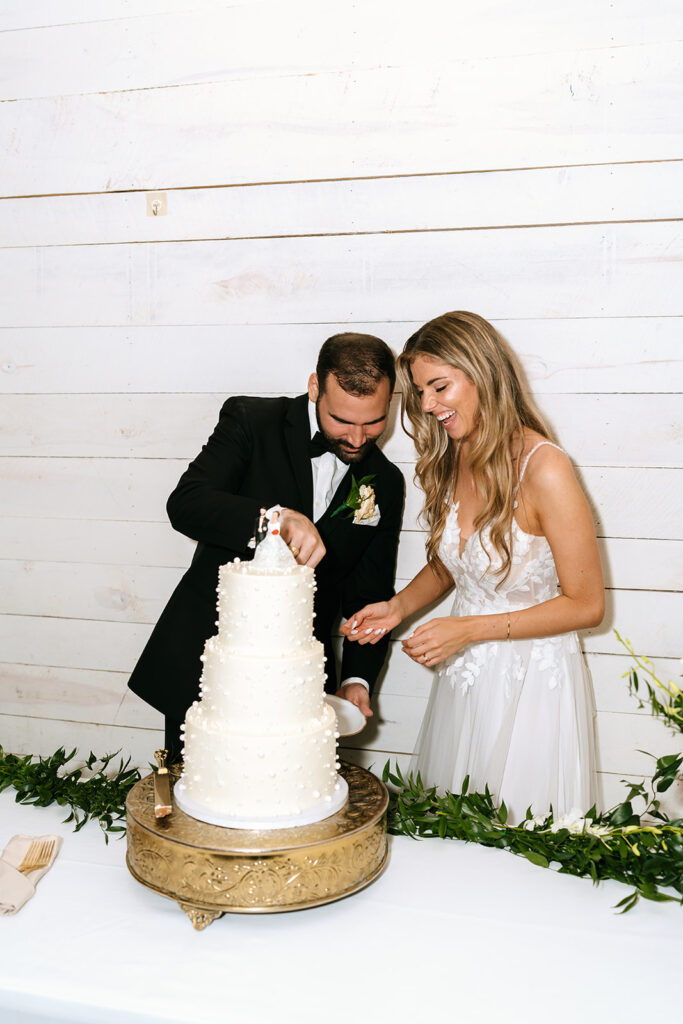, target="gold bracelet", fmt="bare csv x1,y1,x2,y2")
506,613,511,640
